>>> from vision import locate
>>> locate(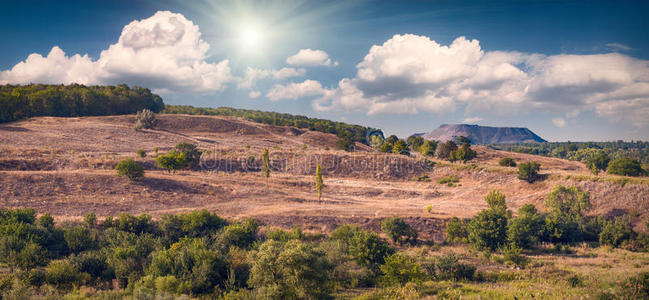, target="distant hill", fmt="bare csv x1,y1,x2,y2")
416,124,547,144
